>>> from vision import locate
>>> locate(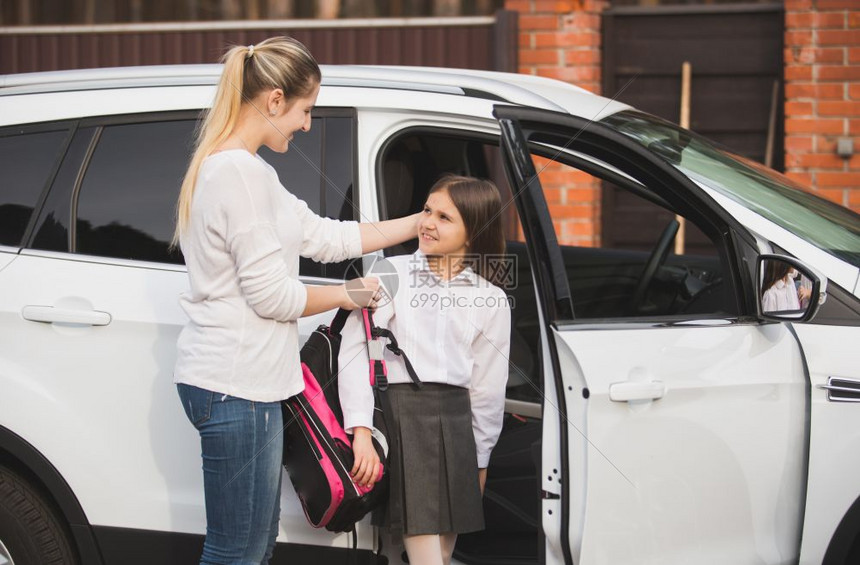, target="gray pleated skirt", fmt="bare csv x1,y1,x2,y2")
374,383,485,539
